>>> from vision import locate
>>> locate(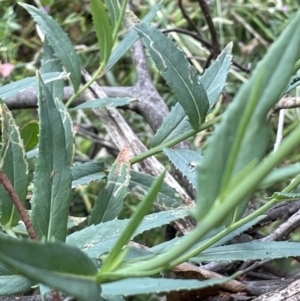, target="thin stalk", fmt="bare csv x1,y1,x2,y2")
65,62,105,108
97,267,163,283
112,0,128,43
282,173,300,192
130,115,222,165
